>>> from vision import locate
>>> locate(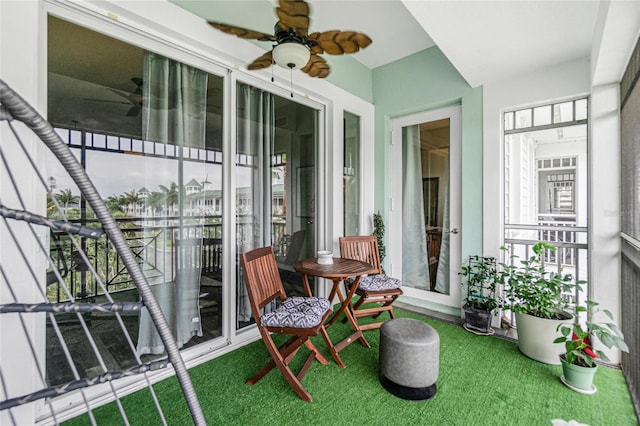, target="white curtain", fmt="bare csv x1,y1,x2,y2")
137,51,208,354
435,178,450,294
236,84,275,324
402,125,430,289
